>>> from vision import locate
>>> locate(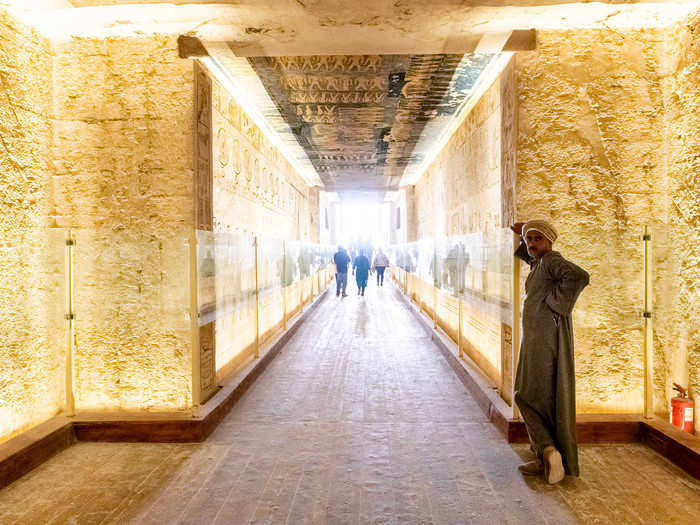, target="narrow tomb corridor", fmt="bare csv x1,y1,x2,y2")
1,284,698,525
2,1,700,523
